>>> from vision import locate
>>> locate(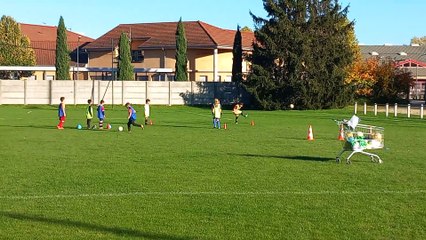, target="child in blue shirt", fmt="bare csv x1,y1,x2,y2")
125,102,144,132
57,97,66,129
97,100,105,129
